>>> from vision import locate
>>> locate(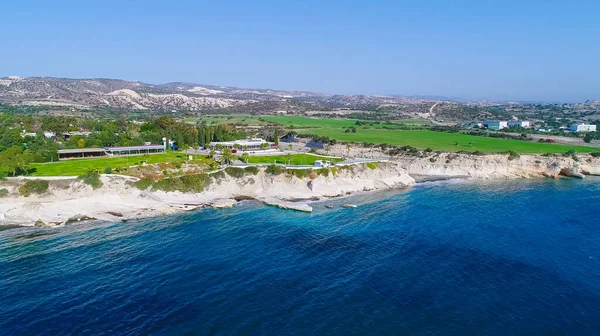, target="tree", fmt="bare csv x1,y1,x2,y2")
274,129,279,145
285,153,293,165
584,132,594,143
77,138,85,148
260,142,269,150
221,148,233,165
233,144,242,150
240,153,249,163
209,149,216,158
0,146,32,176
